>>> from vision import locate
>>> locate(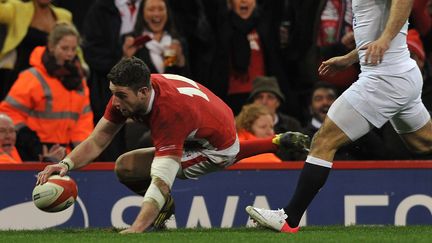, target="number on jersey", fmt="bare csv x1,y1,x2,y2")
162,74,209,101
